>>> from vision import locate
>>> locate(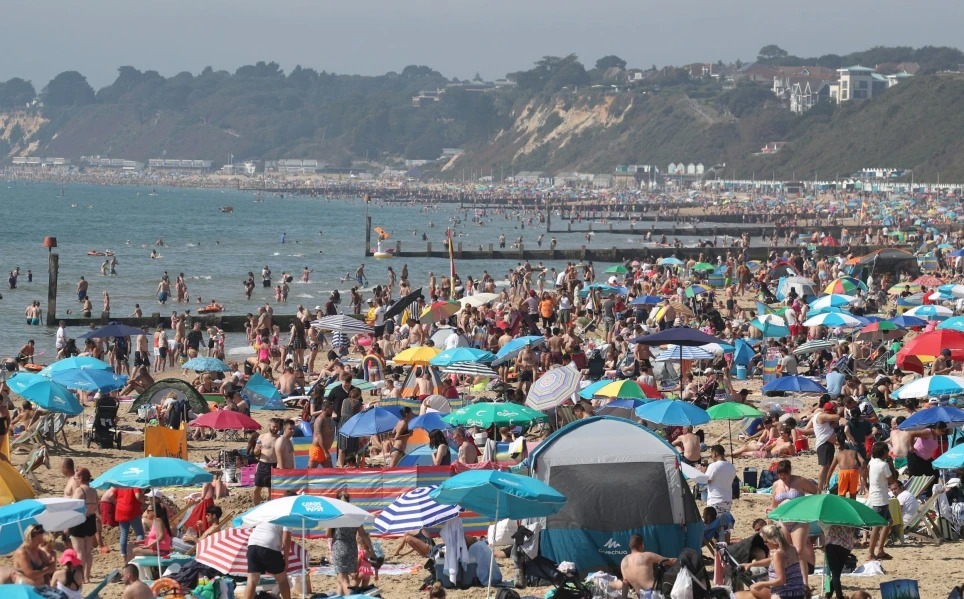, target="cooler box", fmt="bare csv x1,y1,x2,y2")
743,467,758,488
735,365,747,380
